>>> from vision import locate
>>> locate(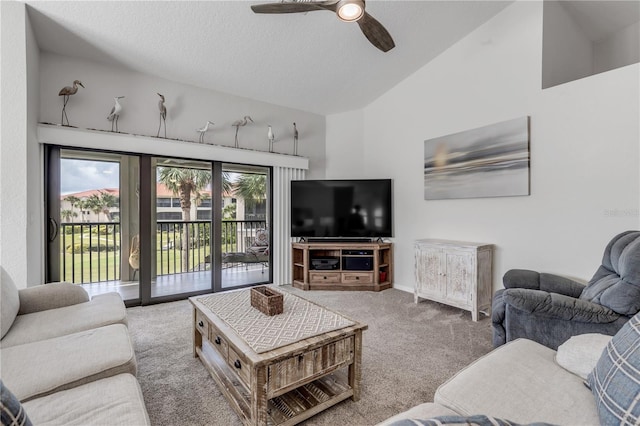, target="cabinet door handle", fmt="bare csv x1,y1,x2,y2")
198,320,204,327
214,336,221,345
355,276,359,280
323,276,327,280
234,359,241,369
